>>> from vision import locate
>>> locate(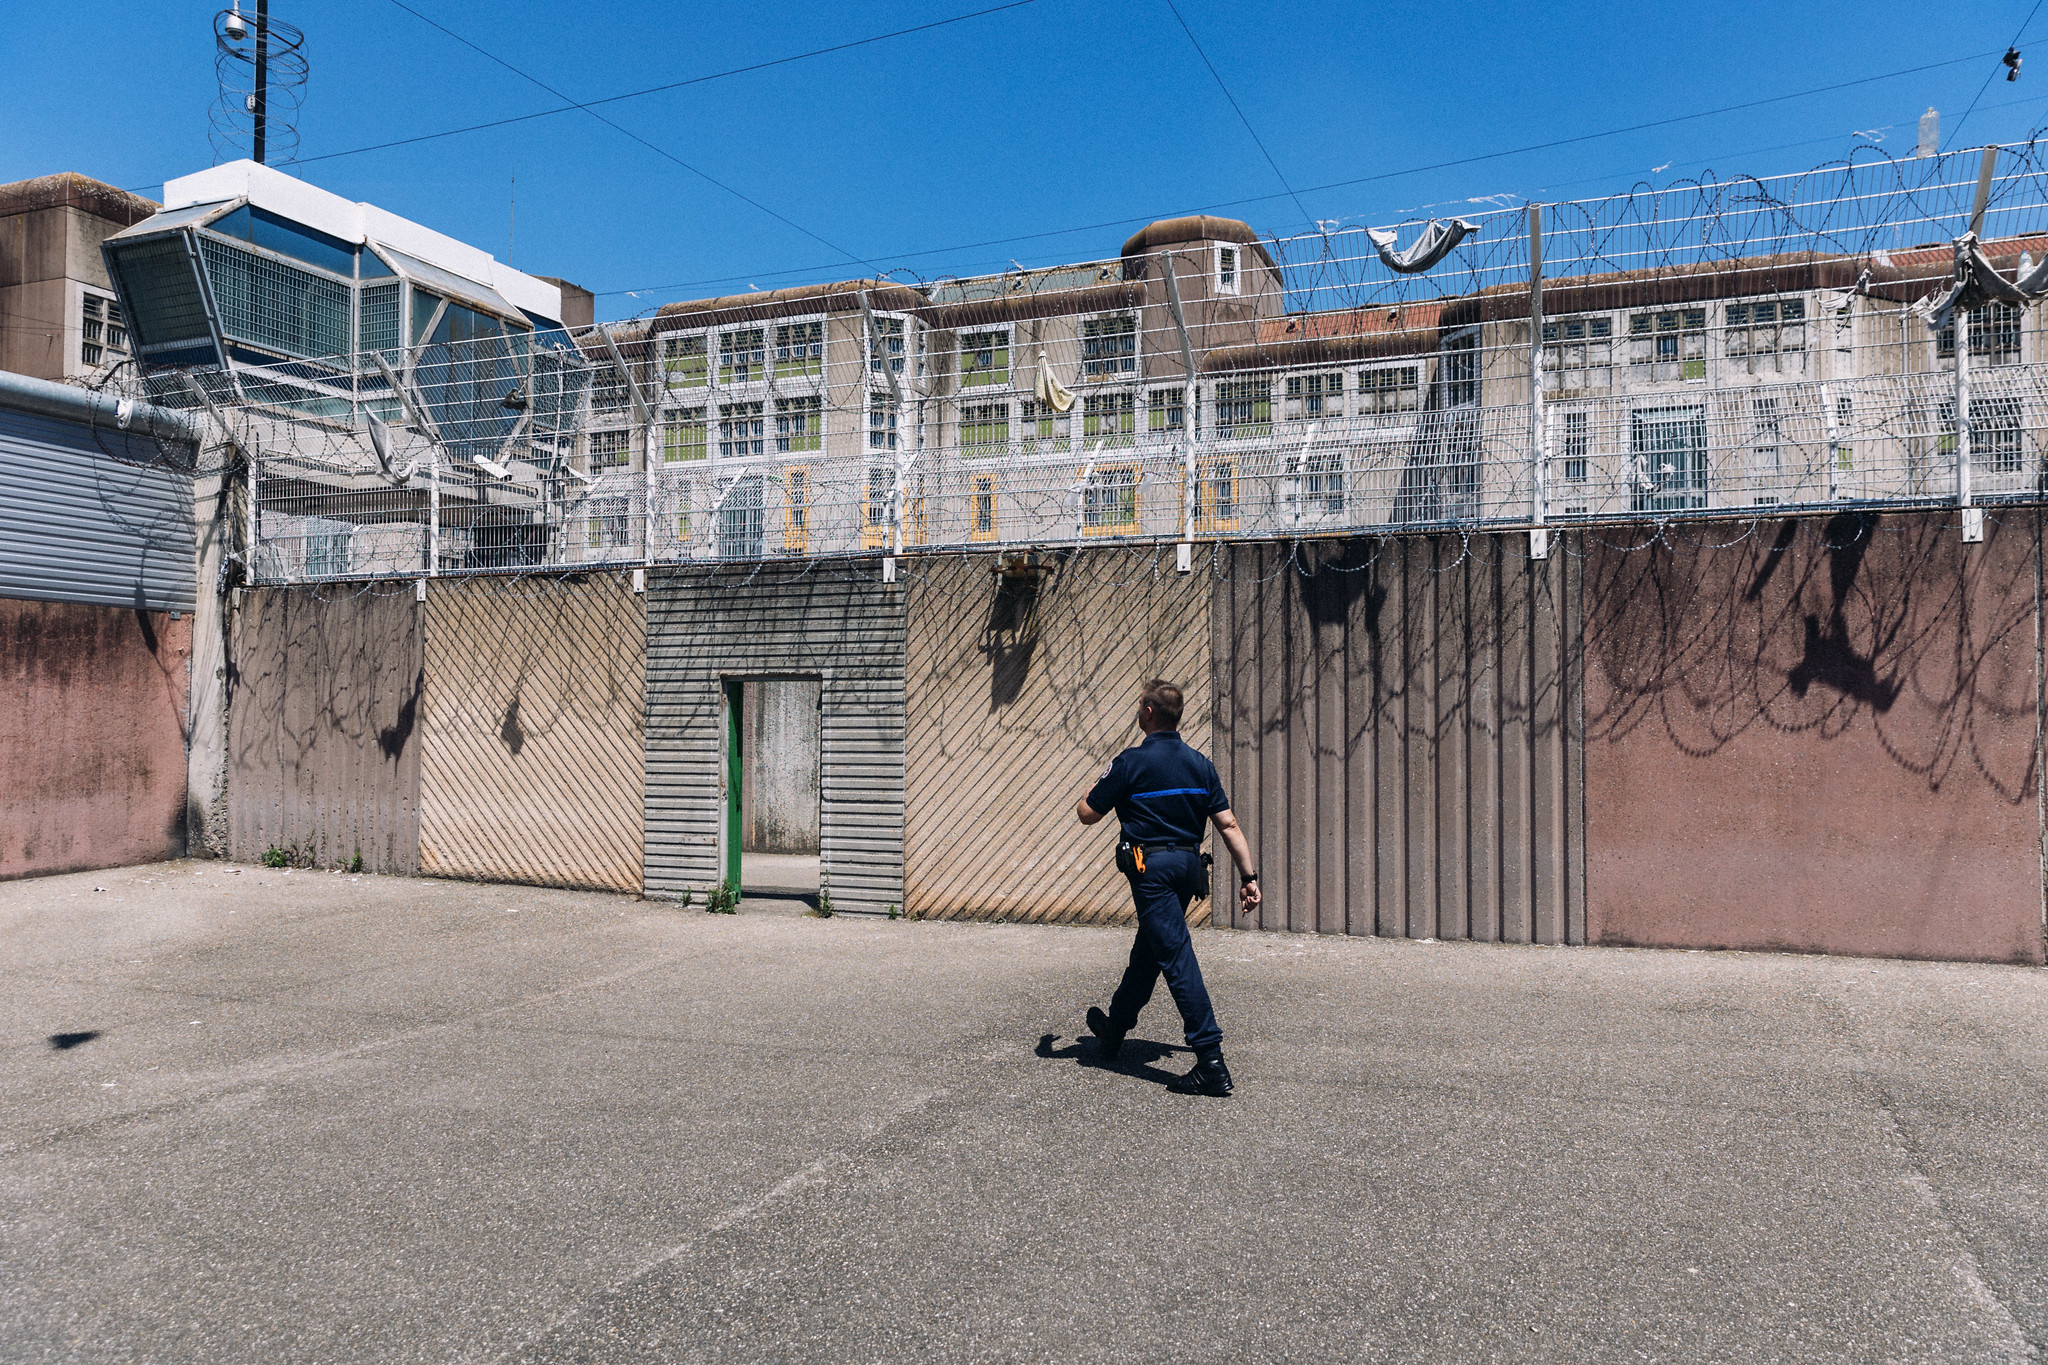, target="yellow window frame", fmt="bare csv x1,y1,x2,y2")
1081,462,1140,535
1191,456,1239,533
970,474,999,543
782,465,811,553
